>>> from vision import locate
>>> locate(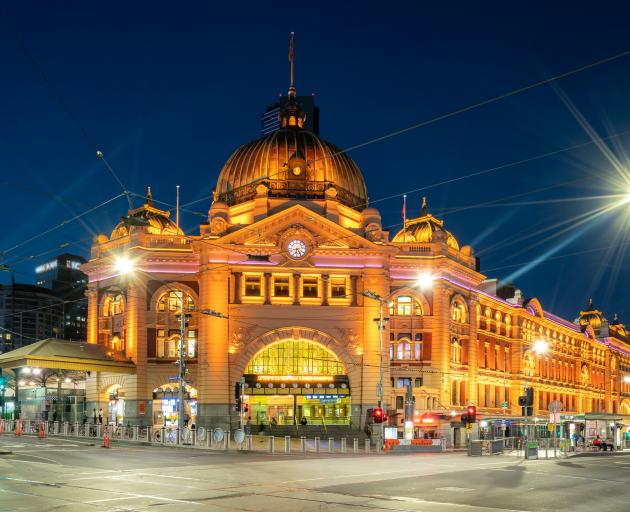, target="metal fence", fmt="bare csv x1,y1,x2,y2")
0,419,385,455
